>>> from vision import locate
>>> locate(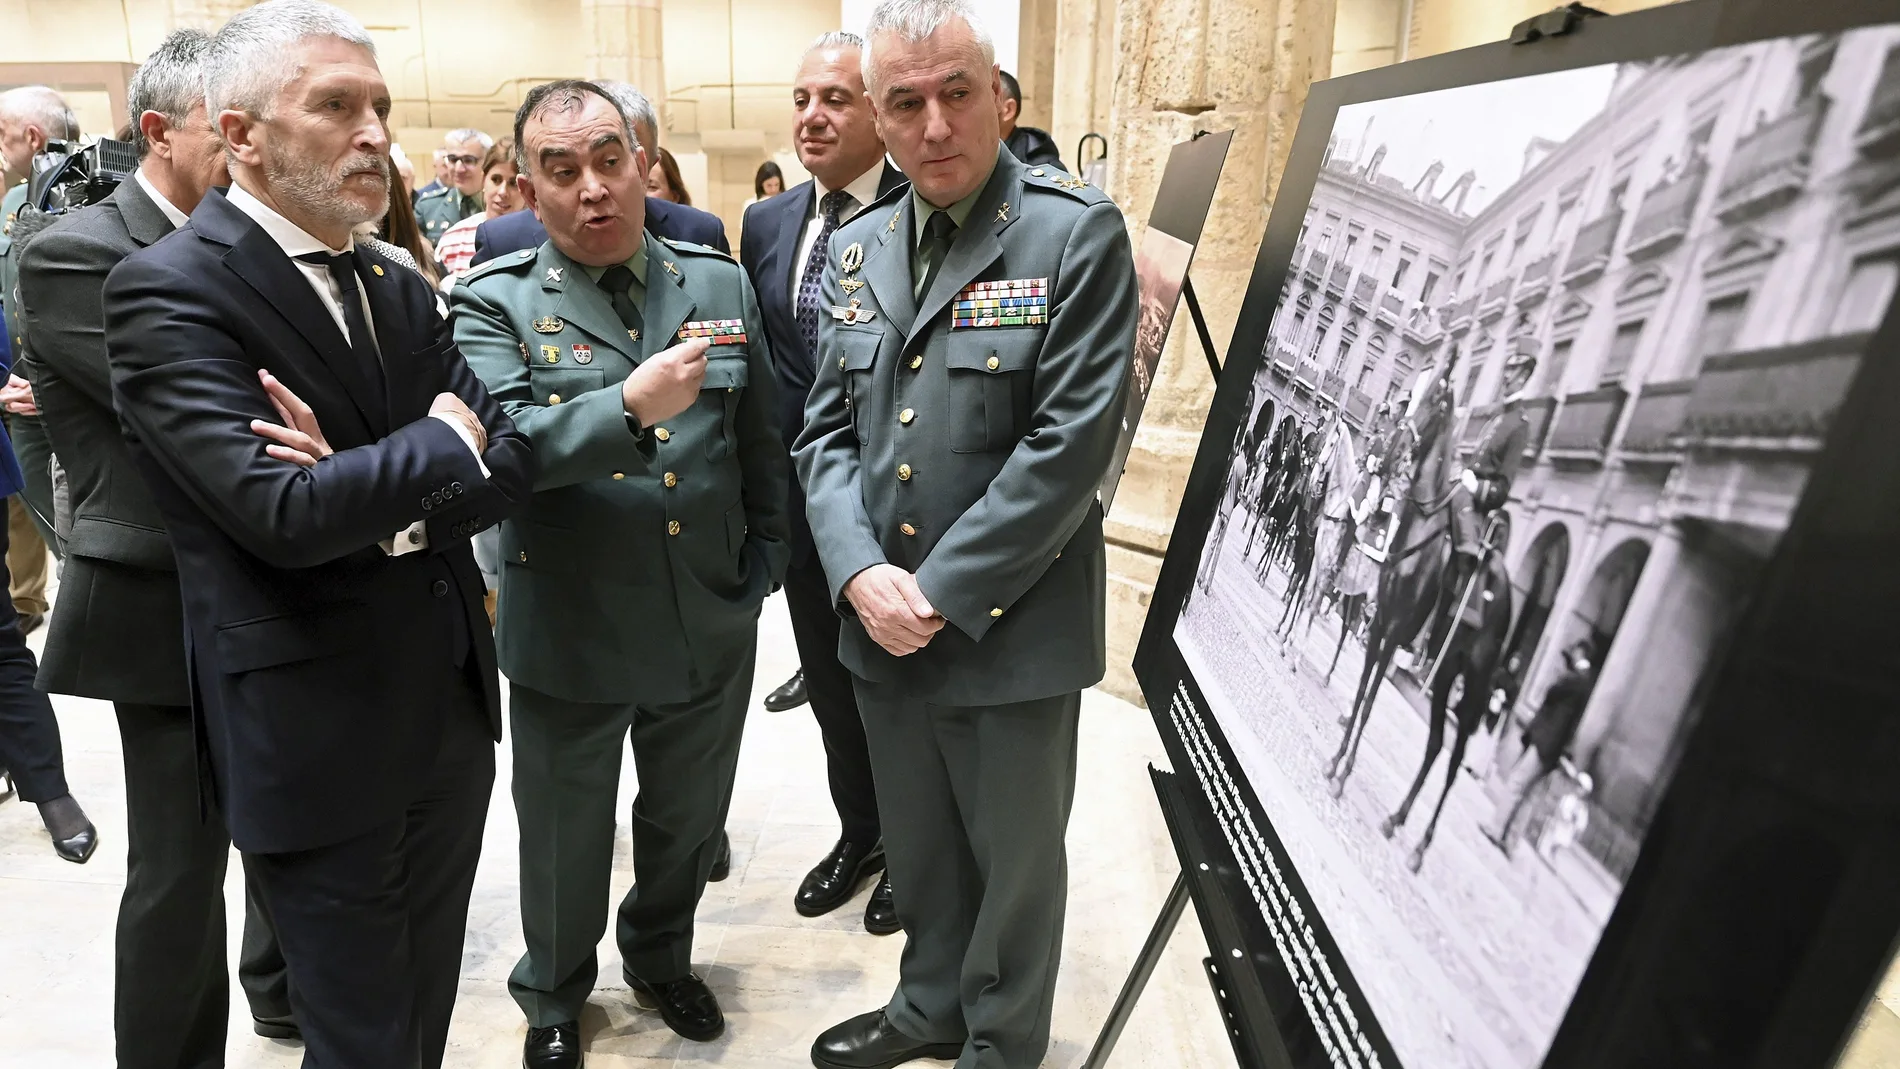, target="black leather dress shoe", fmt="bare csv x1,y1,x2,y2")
252,1013,301,1042
811,1010,962,1069
52,821,97,864
763,668,808,712
863,873,900,936
709,830,732,882
795,839,884,918
523,1020,583,1068
624,969,724,1041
